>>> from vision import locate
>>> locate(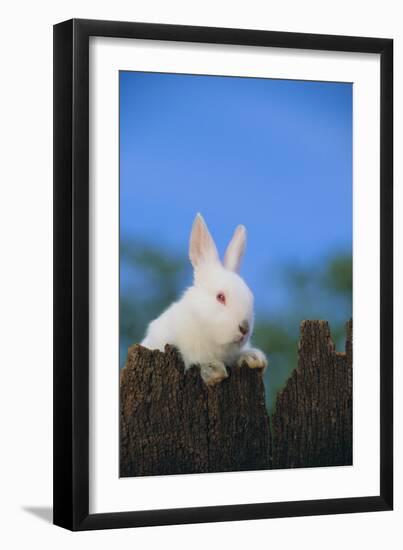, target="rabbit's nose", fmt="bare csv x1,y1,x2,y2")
239,320,249,336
